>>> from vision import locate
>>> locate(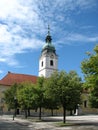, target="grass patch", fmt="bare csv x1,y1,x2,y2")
27,118,43,122
56,122,74,127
